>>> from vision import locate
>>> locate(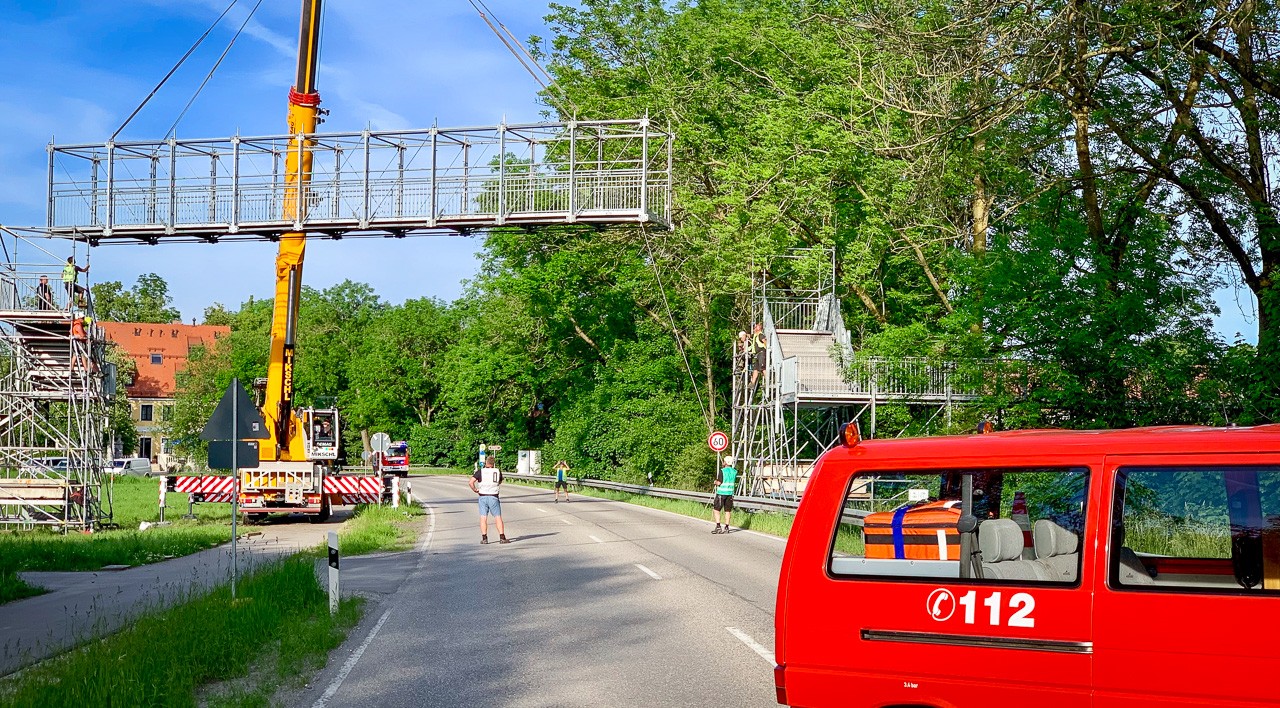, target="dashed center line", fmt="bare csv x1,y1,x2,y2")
726,627,776,666
635,563,662,580
588,535,604,543
560,518,573,525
